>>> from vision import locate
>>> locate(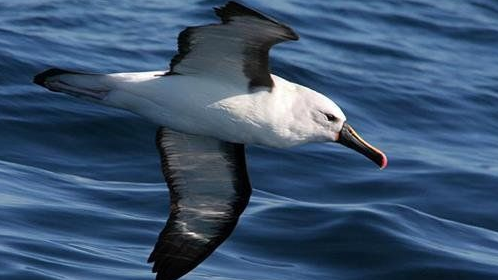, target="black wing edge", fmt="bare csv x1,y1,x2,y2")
148,127,252,280
166,1,299,75
166,27,193,76
214,1,299,40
